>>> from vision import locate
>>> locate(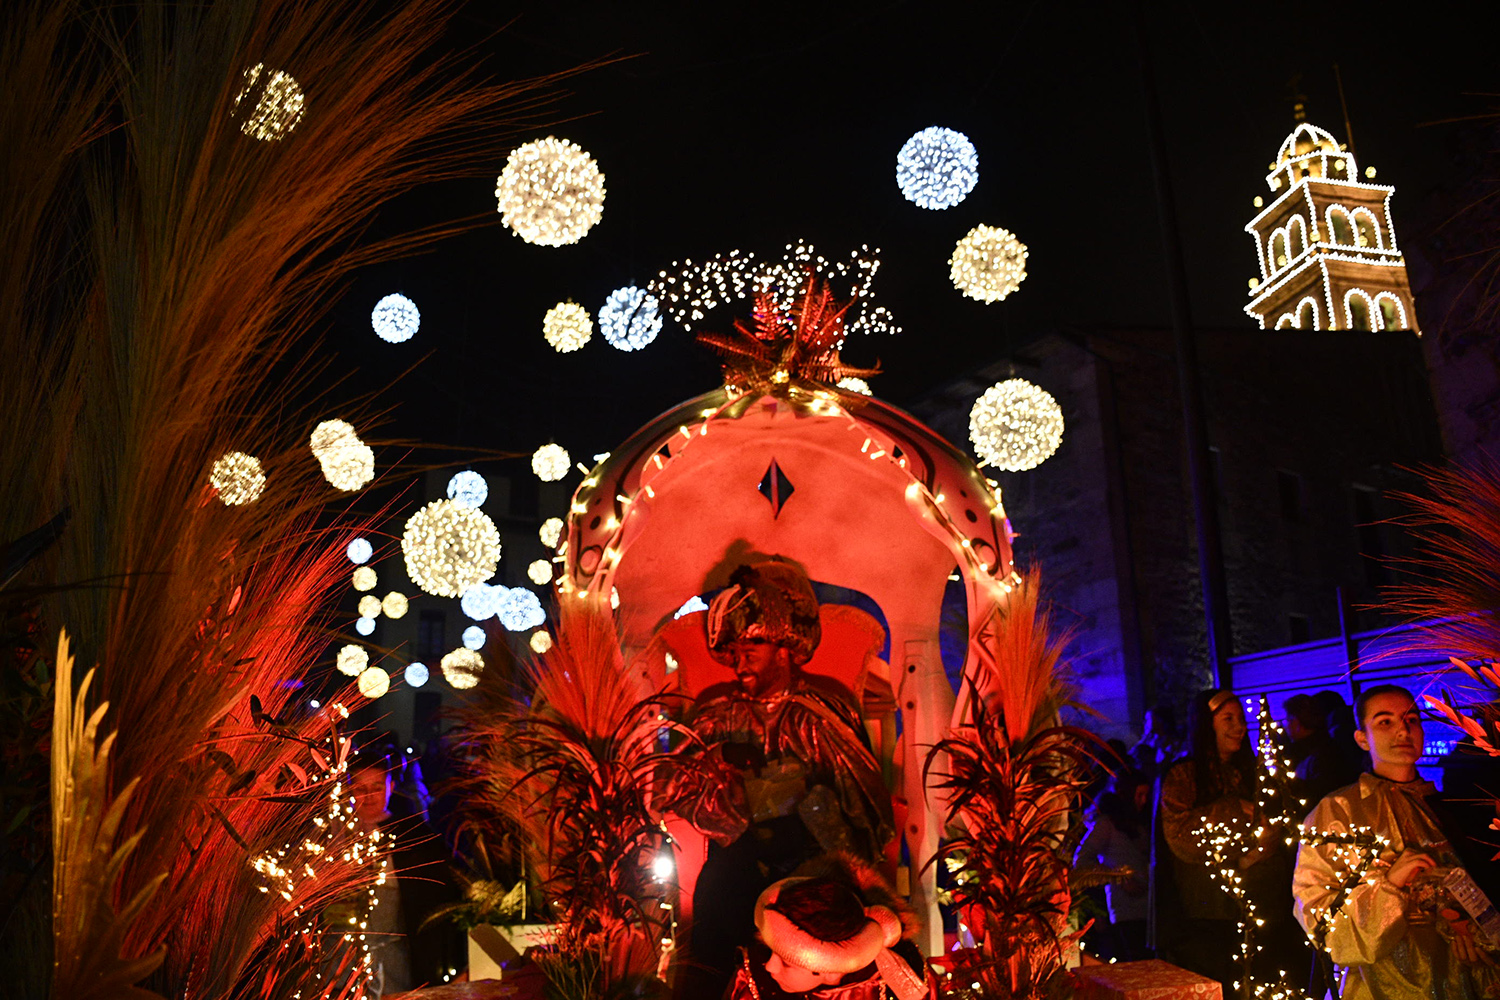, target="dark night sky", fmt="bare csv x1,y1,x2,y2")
326,0,1493,470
